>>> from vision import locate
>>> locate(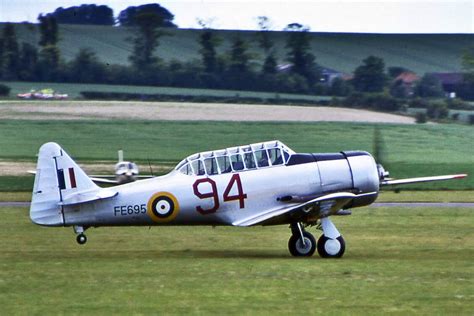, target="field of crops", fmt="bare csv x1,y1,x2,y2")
0,120,472,190
3,23,471,74
1,206,472,314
